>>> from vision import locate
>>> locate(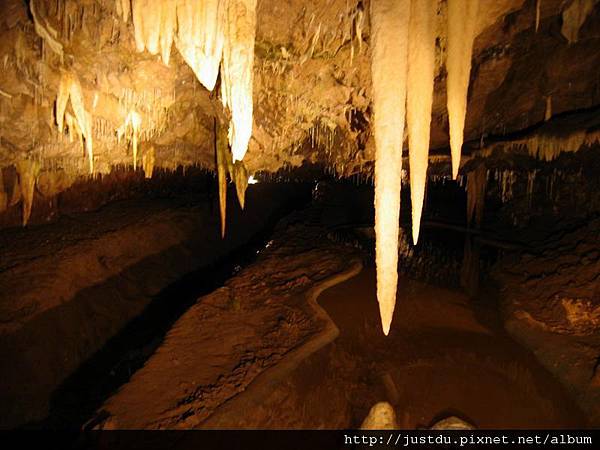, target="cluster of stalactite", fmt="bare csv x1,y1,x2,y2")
0,161,41,226
370,0,478,334
215,118,248,238
124,0,256,163
56,71,94,174
120,0,256,238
